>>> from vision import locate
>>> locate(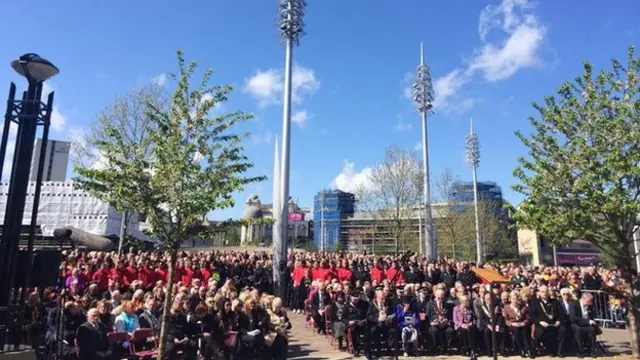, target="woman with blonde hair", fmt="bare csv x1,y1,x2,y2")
265,297,290,360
